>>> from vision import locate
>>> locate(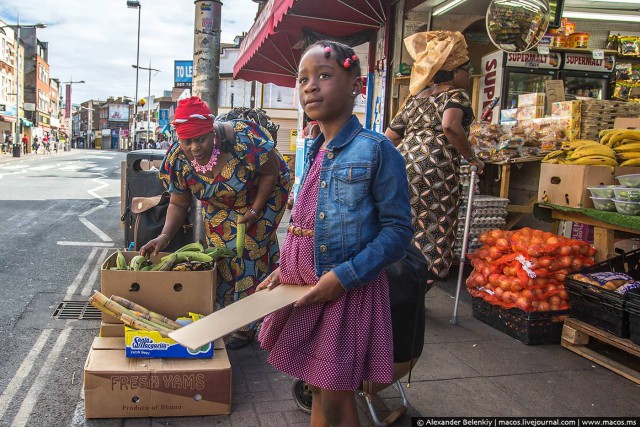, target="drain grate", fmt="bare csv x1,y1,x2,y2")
53,301,102,320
